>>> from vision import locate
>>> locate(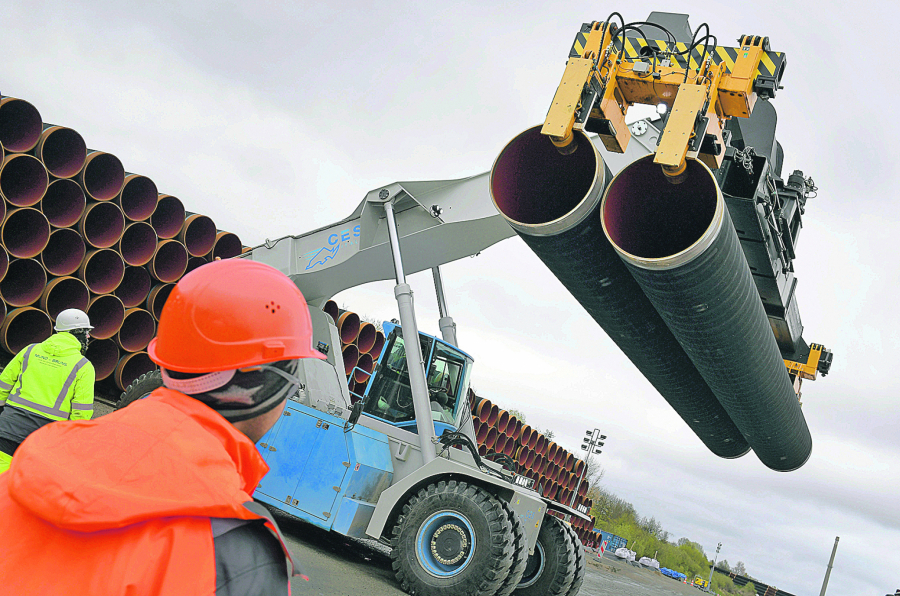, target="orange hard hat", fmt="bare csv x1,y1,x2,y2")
148,259,325,373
